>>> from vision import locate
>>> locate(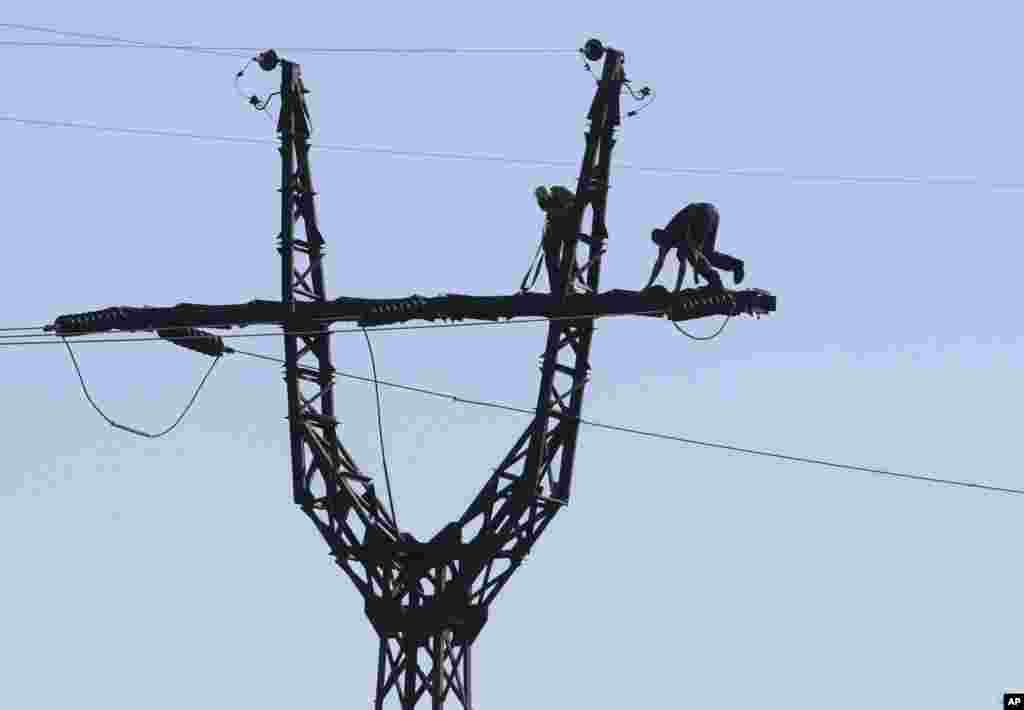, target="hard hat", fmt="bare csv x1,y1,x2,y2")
534,186,552,209
549,186,575,206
